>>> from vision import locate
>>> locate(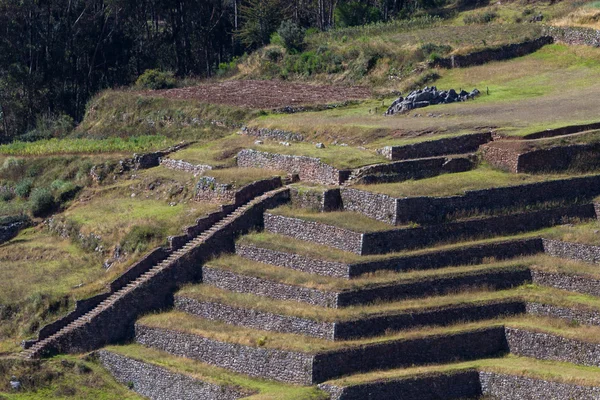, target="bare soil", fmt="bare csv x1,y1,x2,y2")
142,80,372,109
